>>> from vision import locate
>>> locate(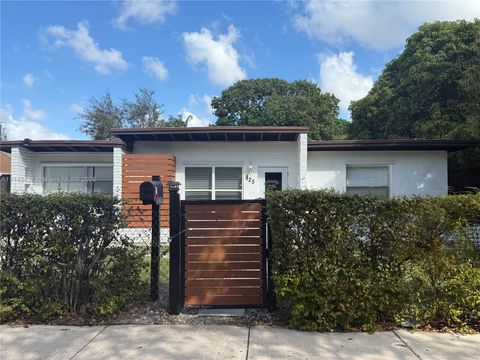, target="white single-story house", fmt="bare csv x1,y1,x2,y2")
1,126,477,239
1,127,477,198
